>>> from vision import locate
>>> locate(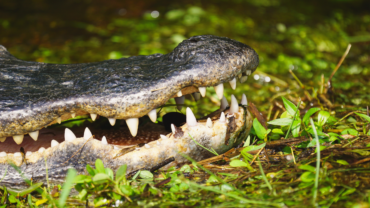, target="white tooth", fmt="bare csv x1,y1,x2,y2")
38,147,45,153
101,136,108,145
238,73,242,79
57,117,62,124
206,118,213,128
177,90,182,97
240,76,248,83
145,144,150,149
0,152,6,157
198,87,206,97
108,118,116,126
157,141,161,145
160,135,168,140
25,151,32,157
219,112,226,123
220,96,229,110
192,93,200,101
90,113,97,121
171,124,176,134
84,127,93,140
174,96,185,111
64,128,77,142
29,131,39,141
214,83,224,99
148,109,157,123
0,137,6,142
229,78,237,90
135,148,141,150
246,70,252,75
237,60,240,65
241,94,248,106
71,112,76,118
126,118,139,137
114,146,119,150
13,135,24,145
14,152,21,157
230,95,239,115
186,107,197,127
51,140,59,147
